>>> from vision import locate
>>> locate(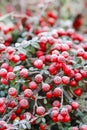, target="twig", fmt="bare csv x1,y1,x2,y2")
61,87,63,107
0,12,14,21
33,94,38,115
3,105,18,121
